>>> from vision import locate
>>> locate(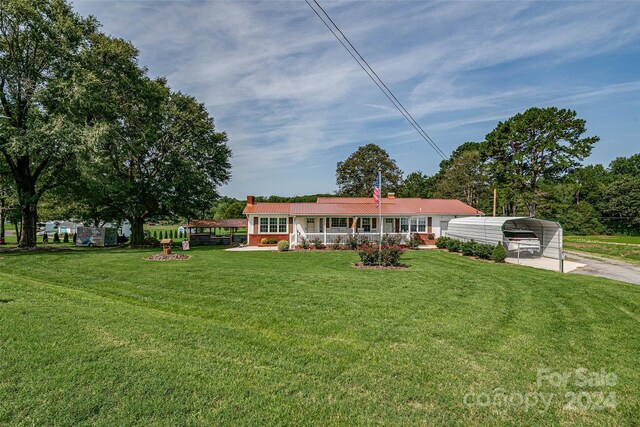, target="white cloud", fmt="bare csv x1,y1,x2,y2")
72,0,640,197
